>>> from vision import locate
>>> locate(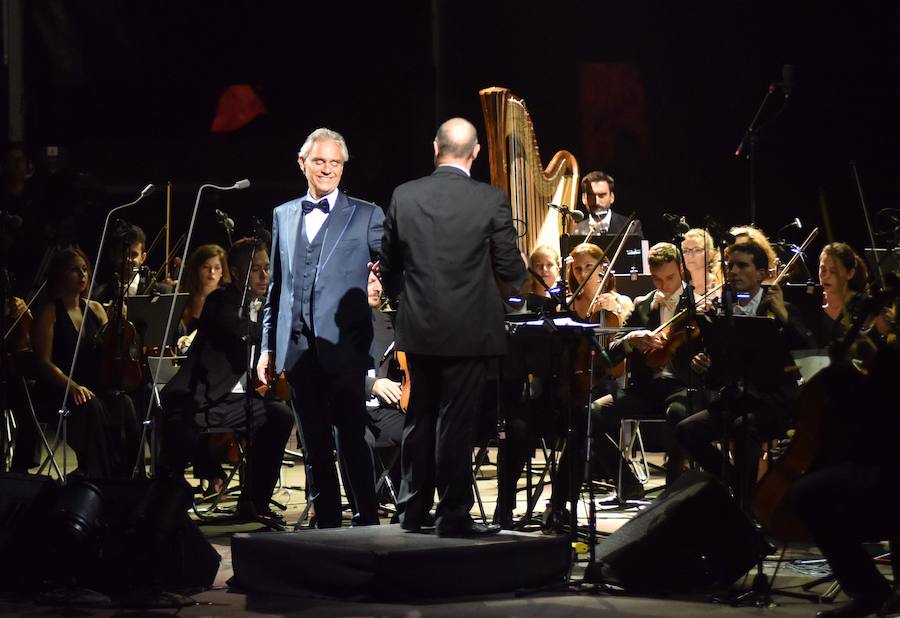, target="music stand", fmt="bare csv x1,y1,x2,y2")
695,313,800,607
696,314,789,391
127,293,189,352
